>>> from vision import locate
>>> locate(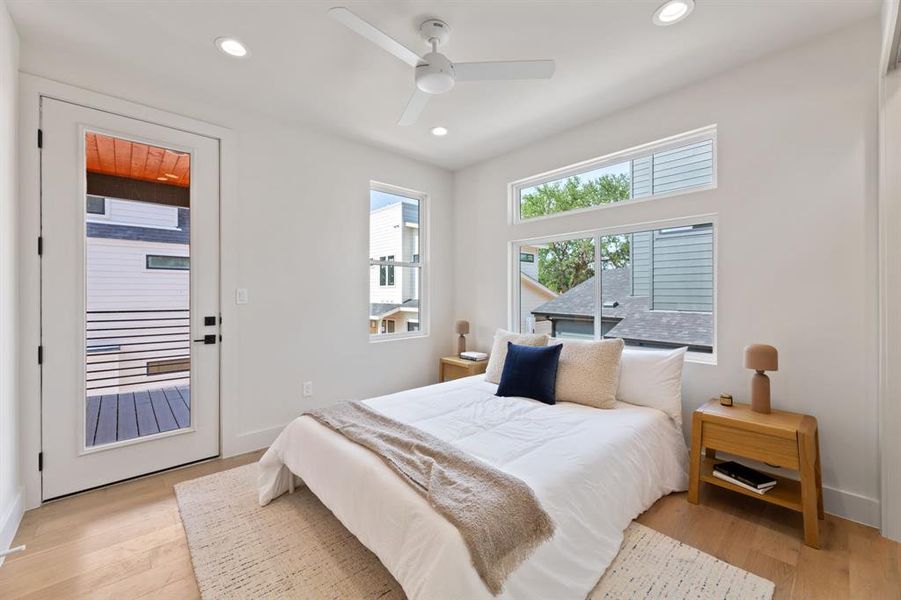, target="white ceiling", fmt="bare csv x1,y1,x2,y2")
7,1,880,170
